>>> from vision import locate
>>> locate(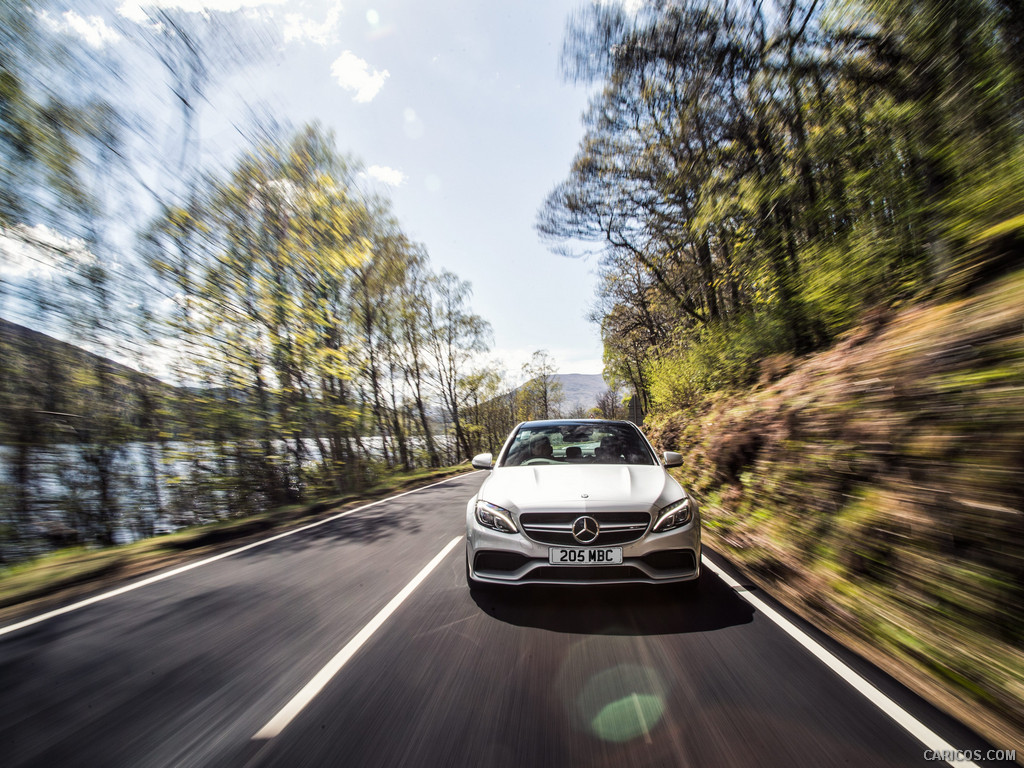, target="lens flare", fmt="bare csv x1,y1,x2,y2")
558,642,669,745
590,692,664,743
